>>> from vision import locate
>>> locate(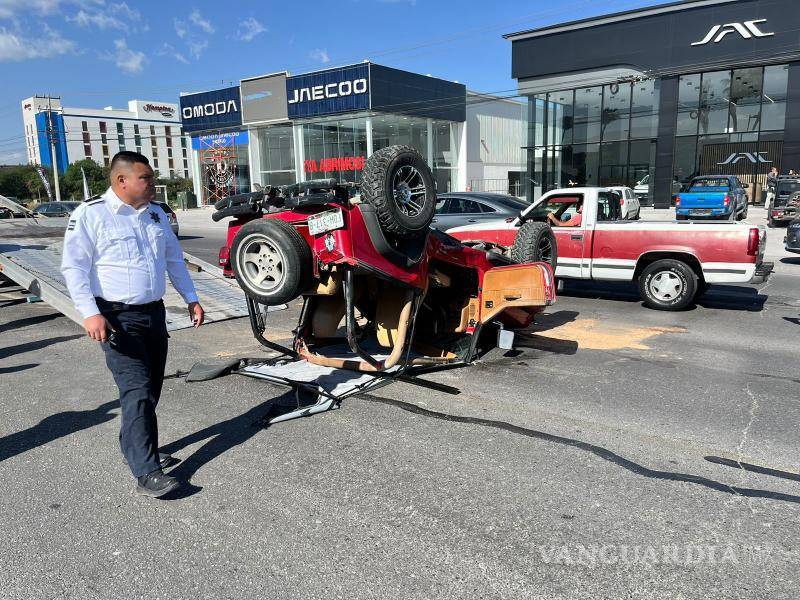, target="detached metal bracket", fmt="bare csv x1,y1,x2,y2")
245,295,298,358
